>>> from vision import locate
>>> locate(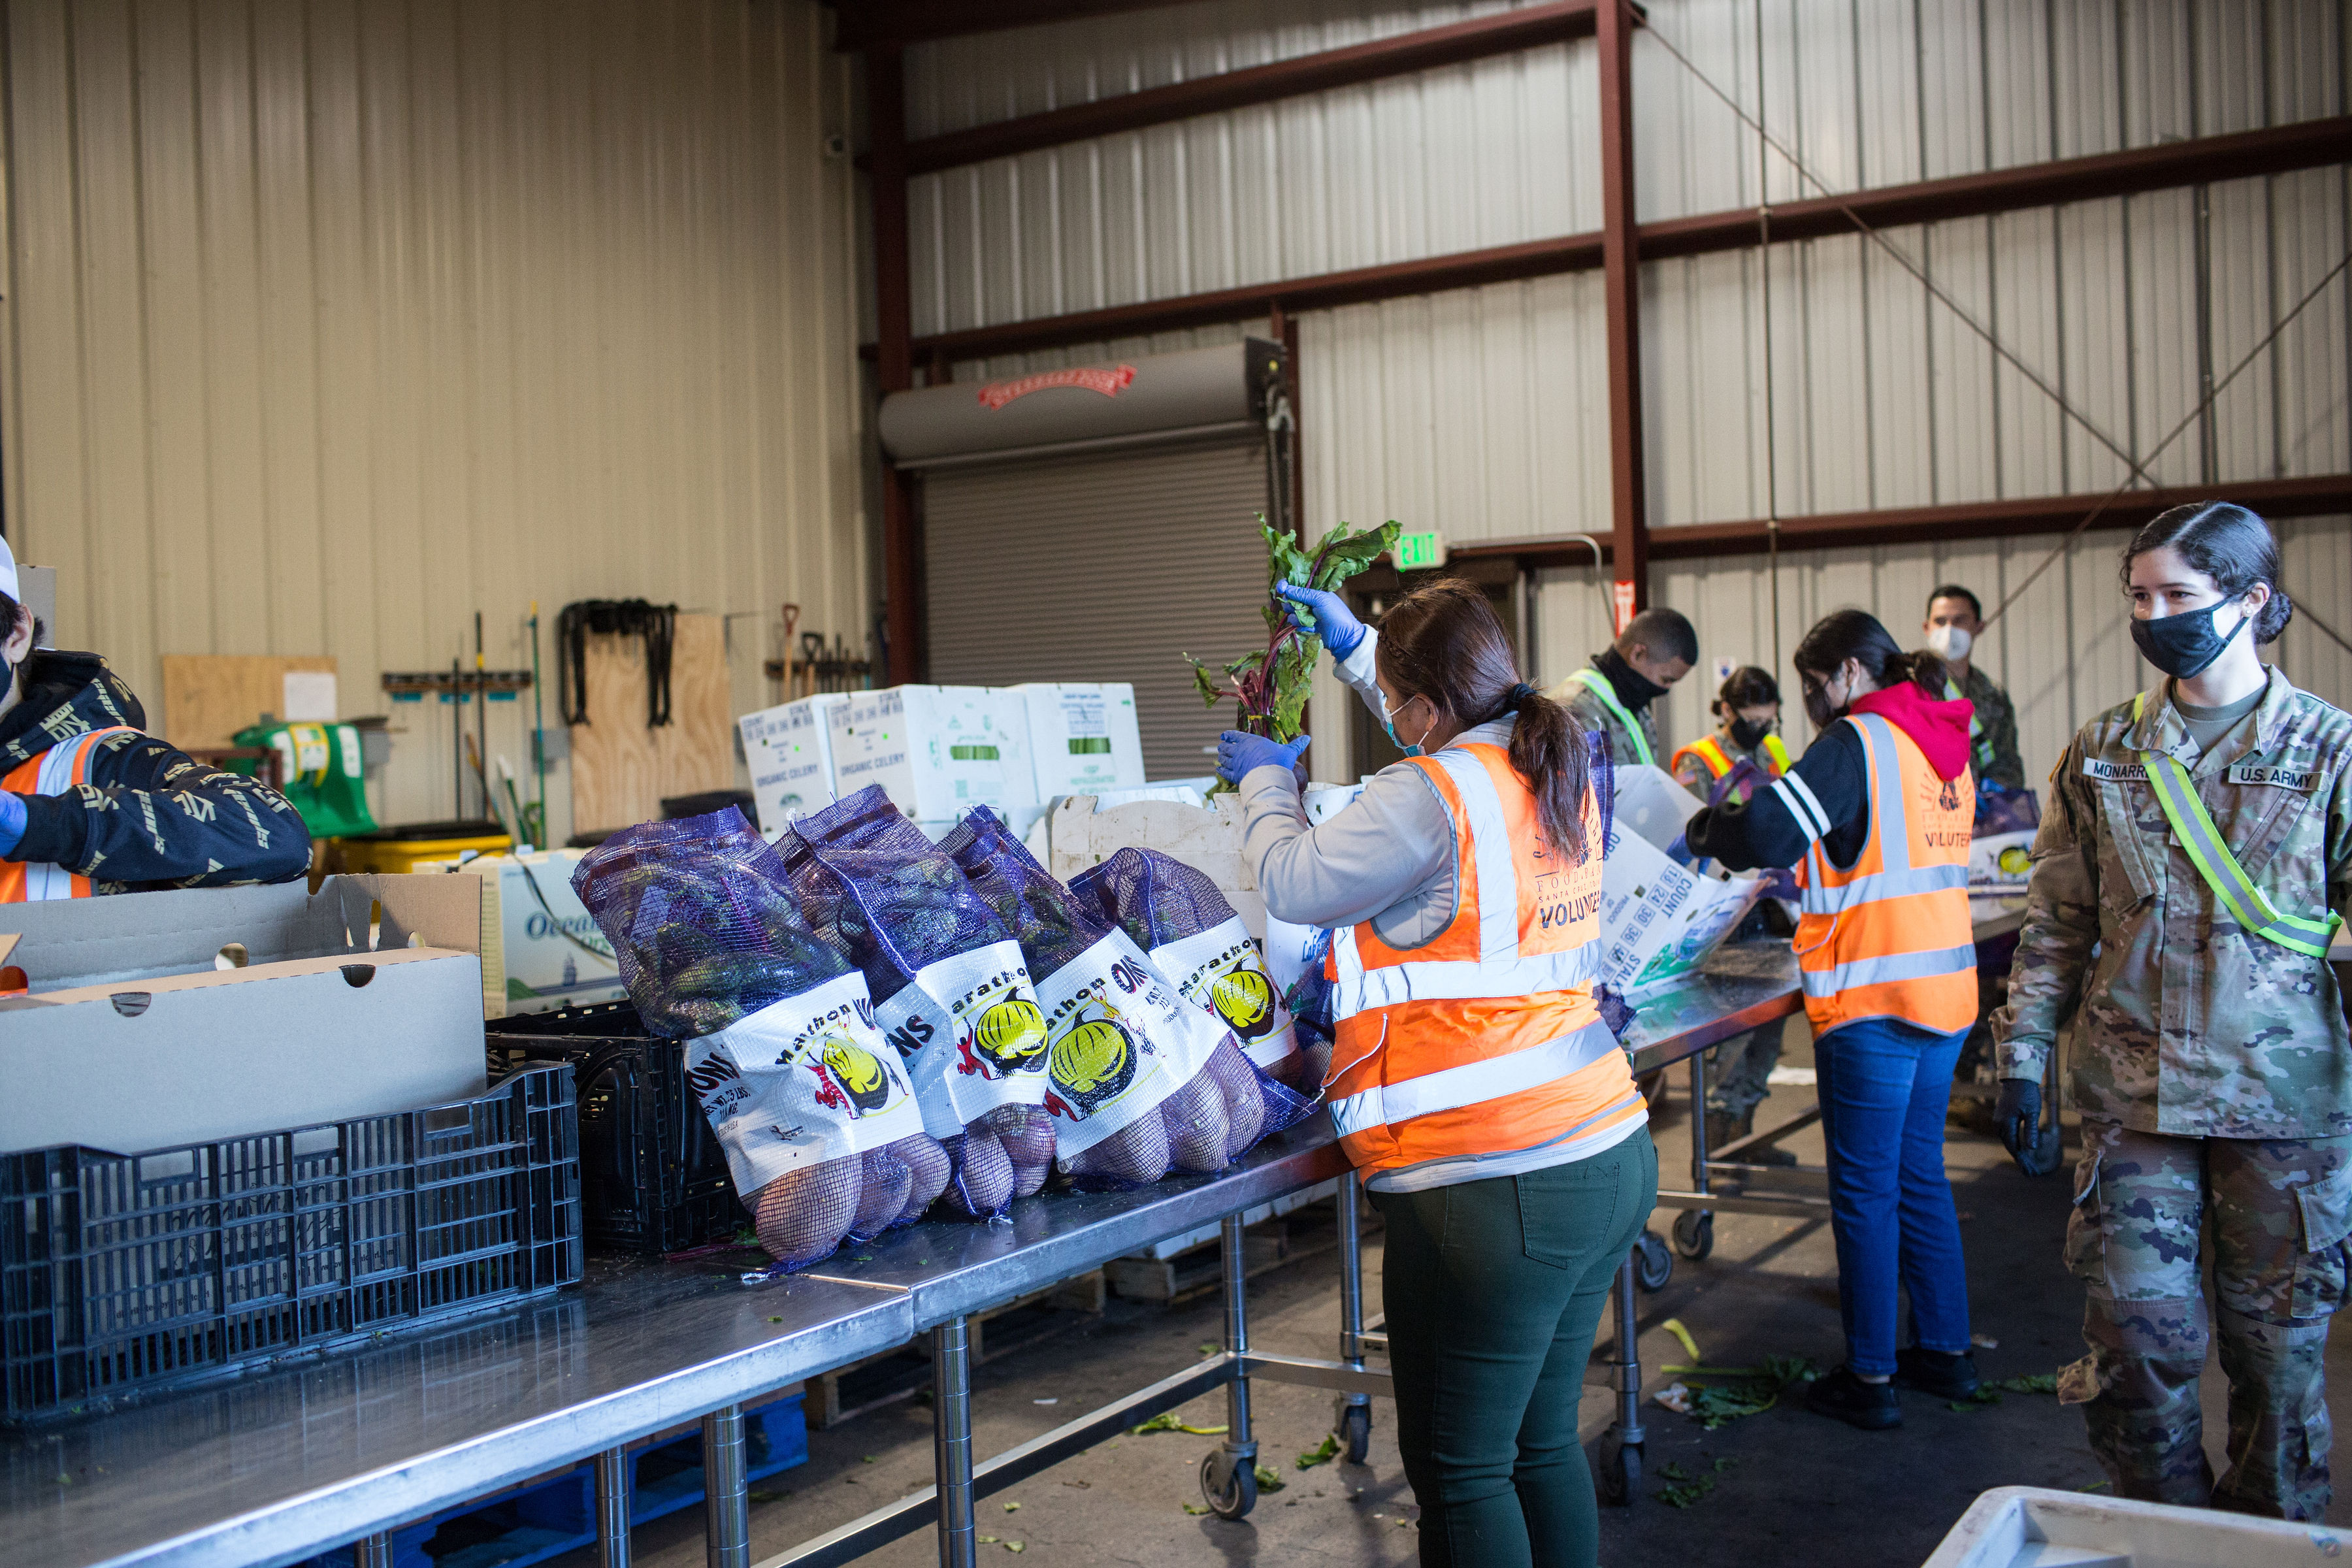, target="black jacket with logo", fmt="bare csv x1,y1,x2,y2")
1,650,312,889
